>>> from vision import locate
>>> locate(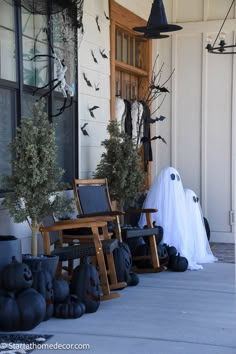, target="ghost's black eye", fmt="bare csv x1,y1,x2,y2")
193,196,199,203
170,173,175,180
176,175,180,181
